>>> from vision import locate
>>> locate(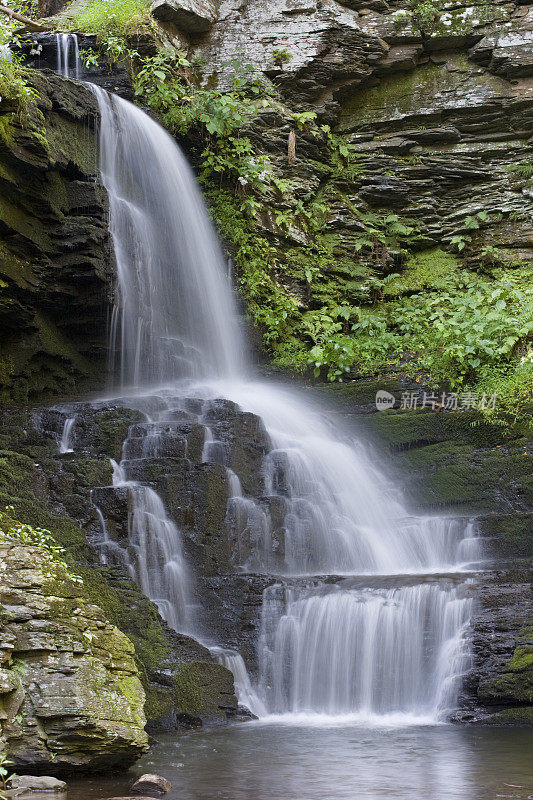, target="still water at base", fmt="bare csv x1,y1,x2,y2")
68,724,533,800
